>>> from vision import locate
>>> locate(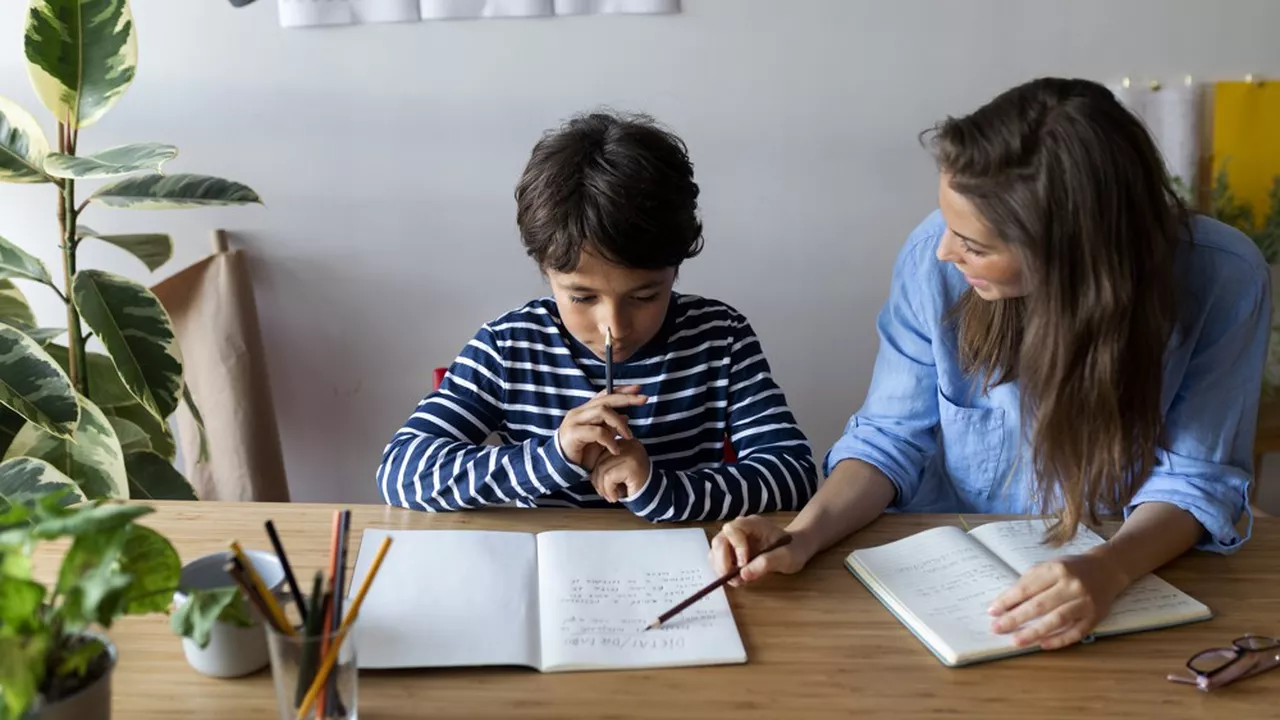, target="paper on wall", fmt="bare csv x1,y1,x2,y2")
1212,80,1280,217
1110,80,1202,194
353,0,422,22
419,0,552,18
554,0,679,14
278,0,354,27
1146,82,1201,193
